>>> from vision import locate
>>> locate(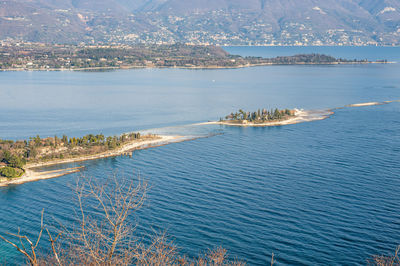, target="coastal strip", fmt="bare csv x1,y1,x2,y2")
0,135,182,187
0,43,393,72
0,60,395,72
25,135,181,168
